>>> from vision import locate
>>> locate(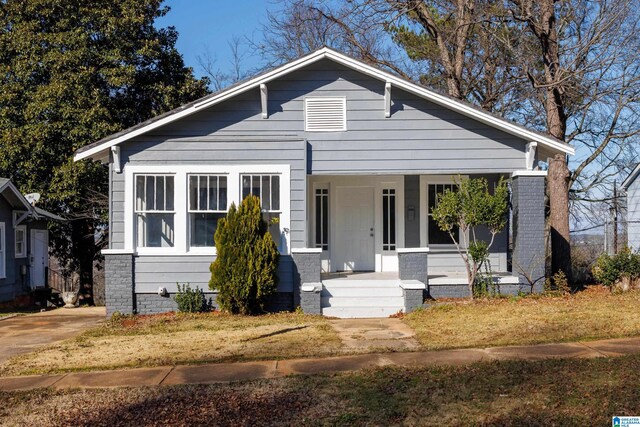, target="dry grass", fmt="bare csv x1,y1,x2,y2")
405,286,640,350
0,312,343,376
2,354,639,426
